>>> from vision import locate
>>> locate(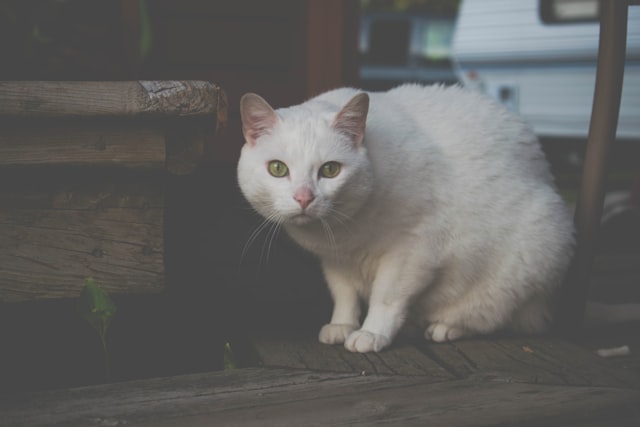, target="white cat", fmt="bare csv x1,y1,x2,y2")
237,84,575,353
